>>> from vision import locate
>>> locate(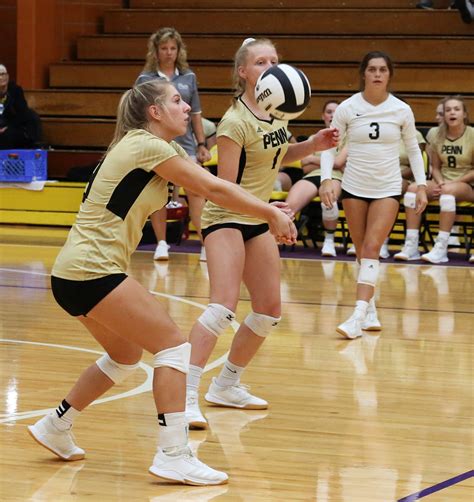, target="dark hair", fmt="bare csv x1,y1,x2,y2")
322,100,340,112
359,51,394,90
